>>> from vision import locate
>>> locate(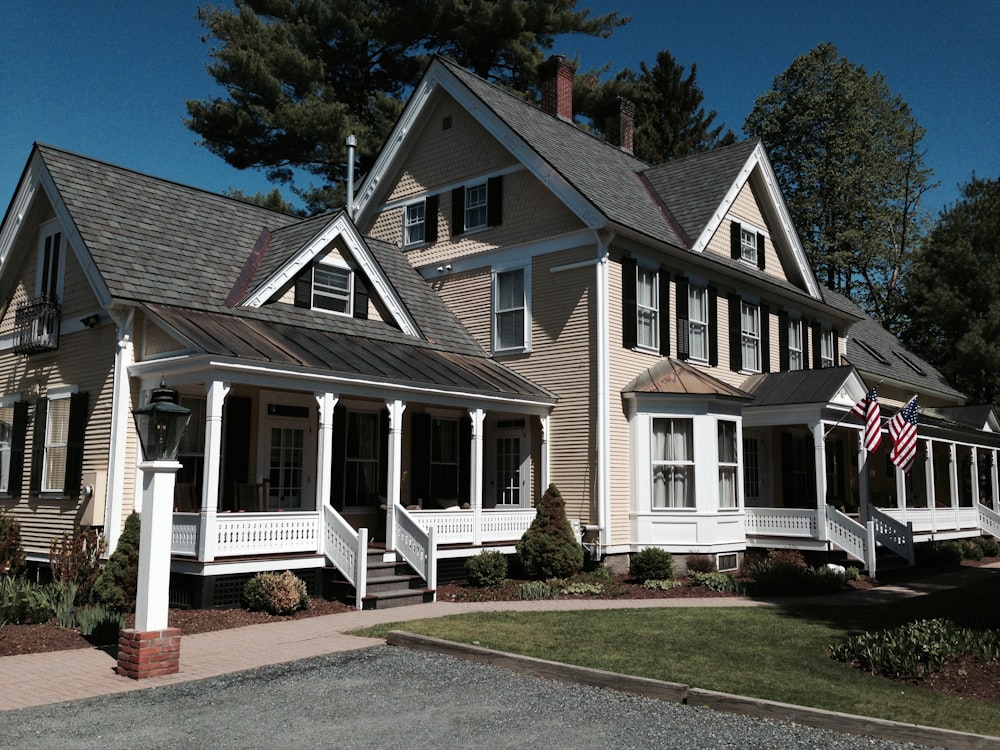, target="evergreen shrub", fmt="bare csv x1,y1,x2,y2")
464,551,508,588
975,535,999,557
629,547,675,582
515,484,583,580
92,512,141,611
